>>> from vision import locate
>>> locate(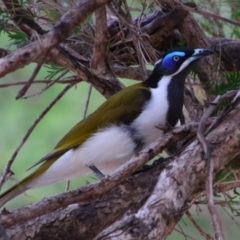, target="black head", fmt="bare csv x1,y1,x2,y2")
145,47,214,88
